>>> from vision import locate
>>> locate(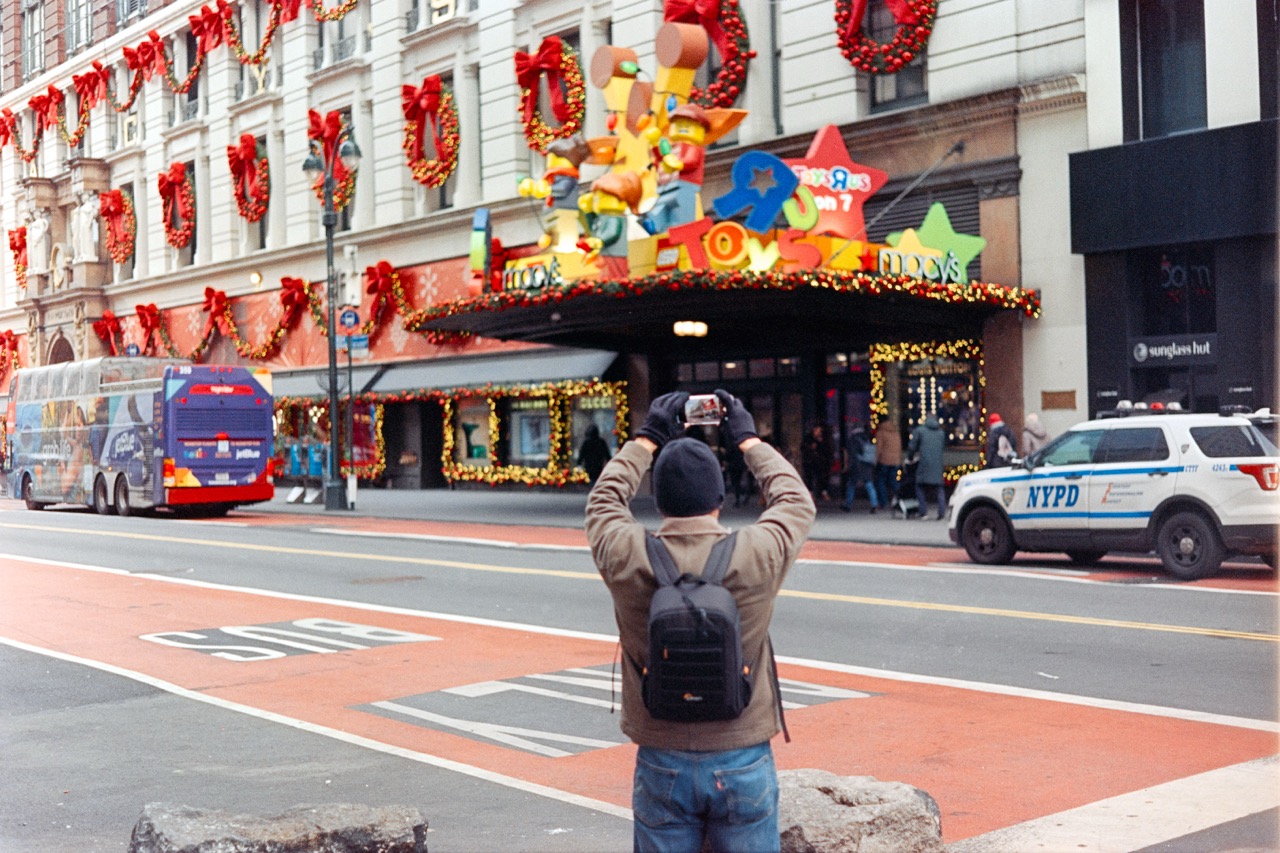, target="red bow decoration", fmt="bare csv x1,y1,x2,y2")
124,31,168,82
8,226,26,258
0,109,14,149
0,329,17,354
188,5,226,55
401,75,443,163
29,85,65,130
72,68,108,112
306,109,352,192
227,133,263,202
664,0,735,66
839,0,920,41
364,261,396,322
514,36,570,124
99,190,132,247
279,277,310,316
201,287,231,336
158,162,194,220
135,303,163,353
93,311,123,355
278,0,304,24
